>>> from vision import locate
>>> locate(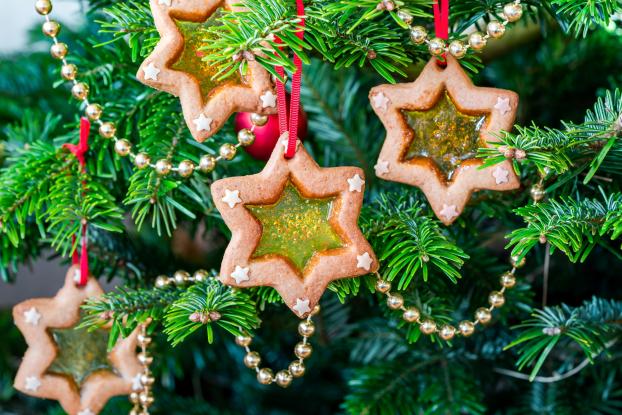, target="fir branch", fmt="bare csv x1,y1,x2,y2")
164,279,260,346
551,0,622,37
504,297,622,381
362,193,469,289
508,193,622,262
